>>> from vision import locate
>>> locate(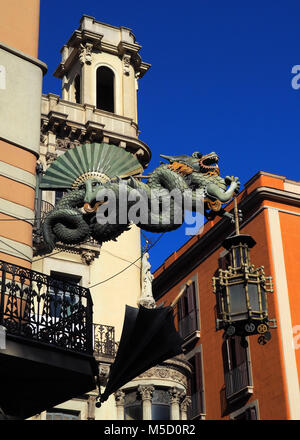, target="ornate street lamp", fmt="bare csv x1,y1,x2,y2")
213,199,276,346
